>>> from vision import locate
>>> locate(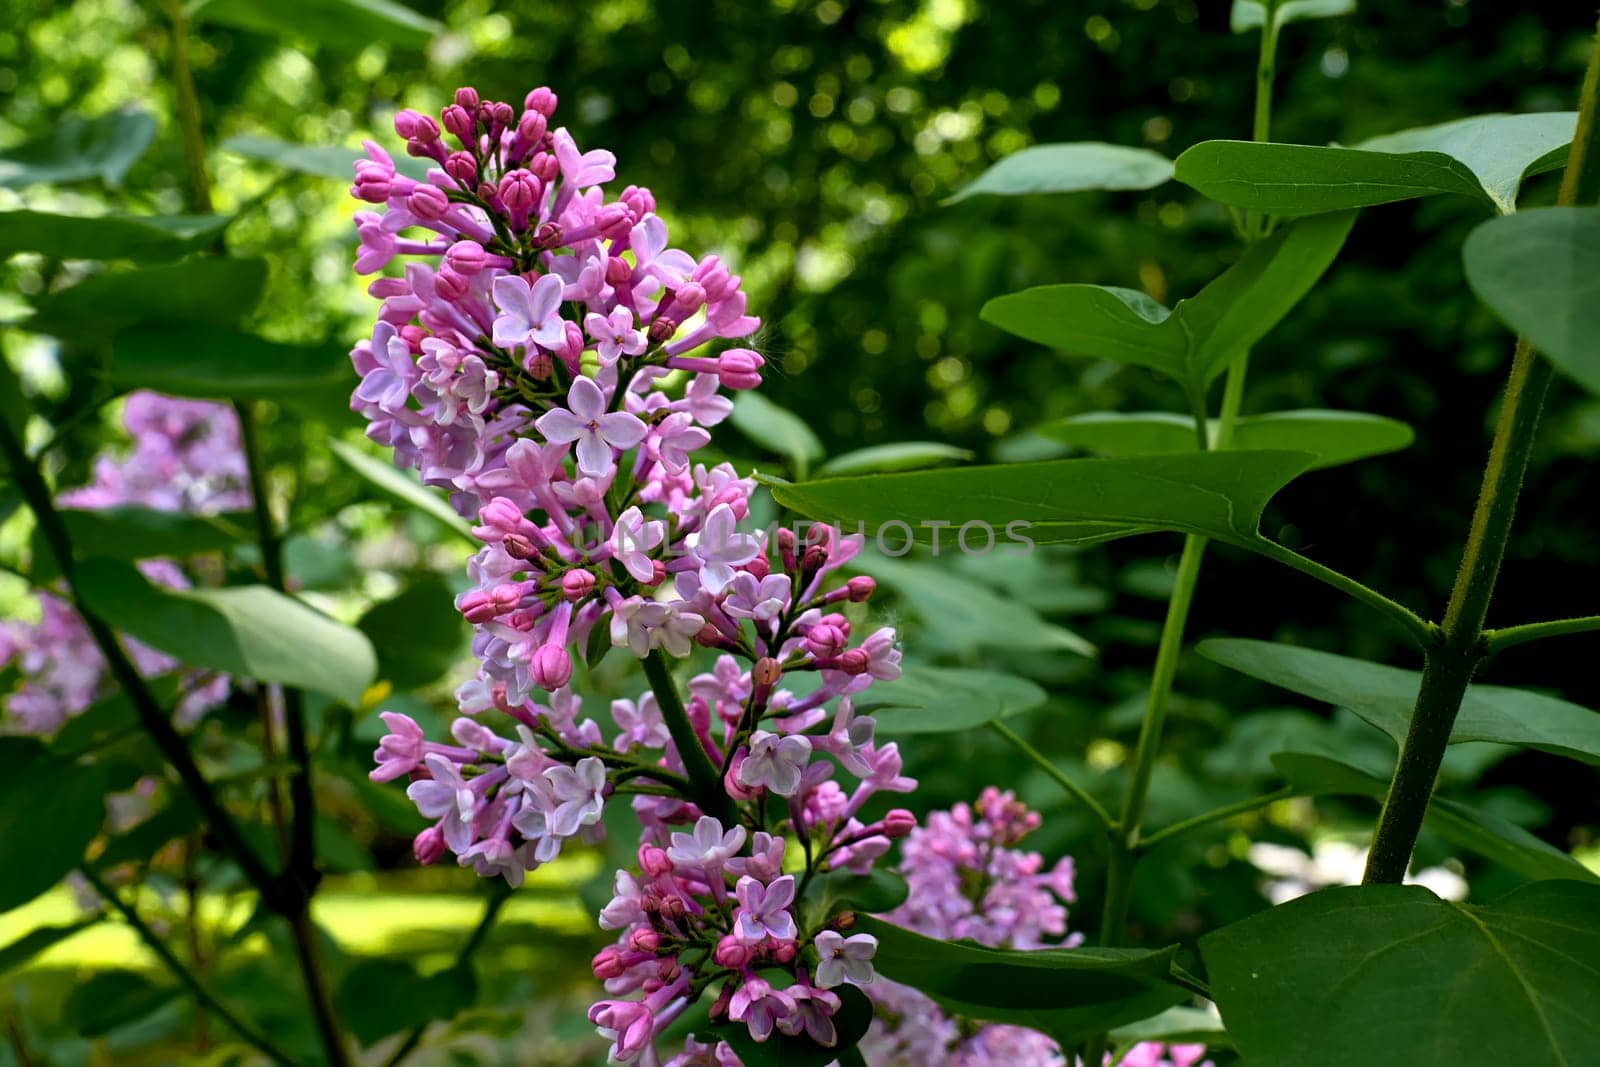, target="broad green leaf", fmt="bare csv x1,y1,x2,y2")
1109,1005,1230,1056
64,969,178,1036
982,212,1355,398
1036,409,1413,470
0,110,156,188
50,674,183,755
0,211,232,261
1198,638,1600,765
948,143,1173,203
194,0,442,51
859,915,1189,1048
802,868,911,925
30,507,249,583
329,439,477,546
770,450,1317,550
107,323,352,403
335,958,475,1045
816,441,974,477
1271,751,1596,884
222,134,432,182
1175,113,1576,216
732,392,825,477
0,917,100,976
357,577,468,690
1231,0,1355,32
1202,880,1600,1067
1464,207,1600,396
74,557,378,705
858,663,1048,735
25,257,268,338
857,553,1094,657
0,739,106,913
